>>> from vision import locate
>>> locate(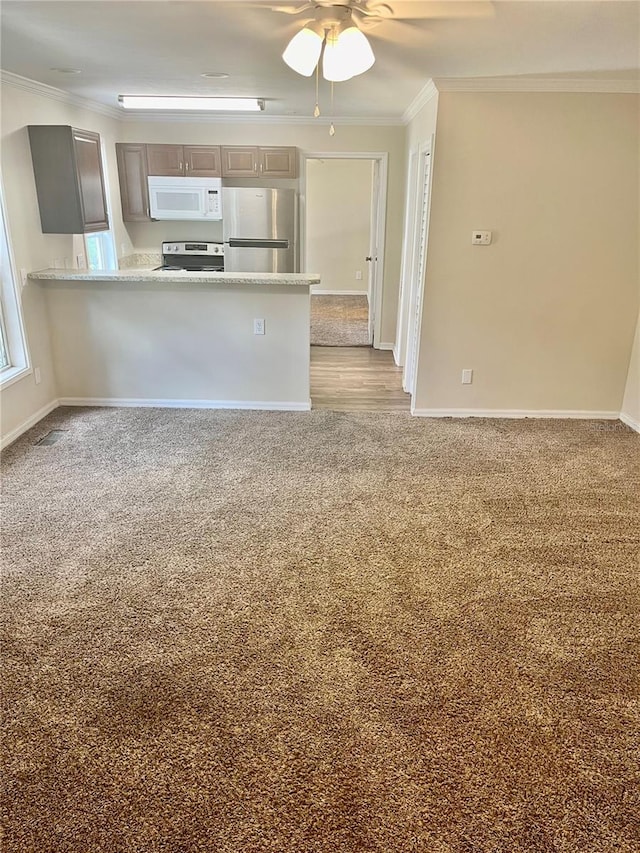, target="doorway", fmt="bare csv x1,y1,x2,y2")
300,151,387,350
